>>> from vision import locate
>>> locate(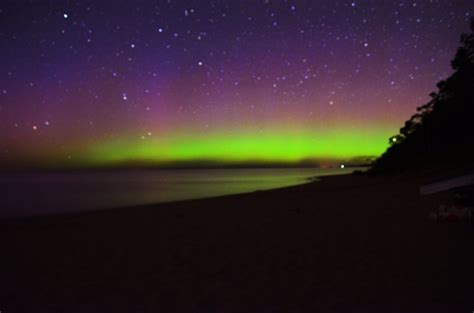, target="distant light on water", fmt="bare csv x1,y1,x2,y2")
340,164,345,169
